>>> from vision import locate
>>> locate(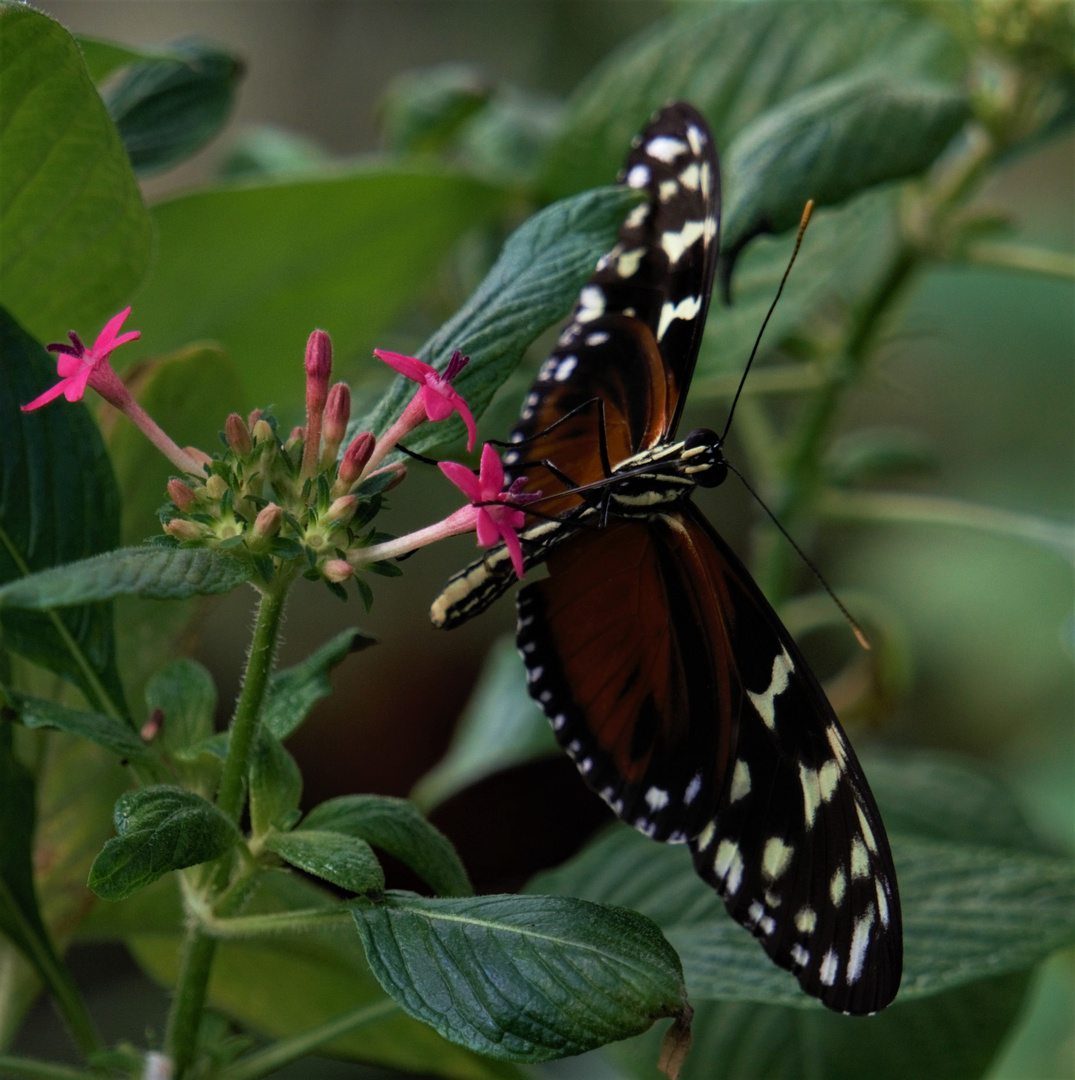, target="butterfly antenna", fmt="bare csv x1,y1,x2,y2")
721,200,815,443
395,443,442,467
725,459,871,651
